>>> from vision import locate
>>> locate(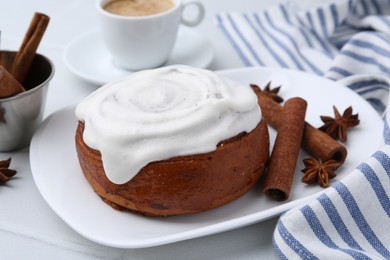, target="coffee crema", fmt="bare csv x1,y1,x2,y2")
103,0,175,16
